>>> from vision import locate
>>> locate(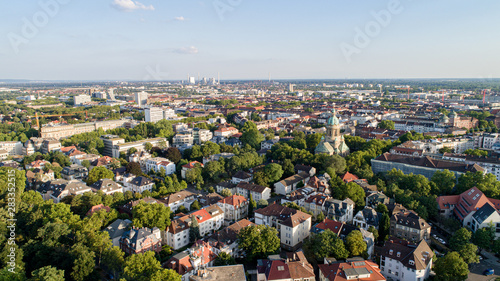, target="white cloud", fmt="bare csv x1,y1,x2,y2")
173,46,199,54
174,16,186,21
112,0,154,12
